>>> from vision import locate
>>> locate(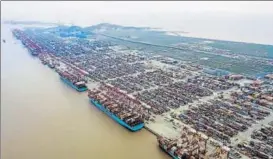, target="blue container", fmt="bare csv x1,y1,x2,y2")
89,98,144,132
